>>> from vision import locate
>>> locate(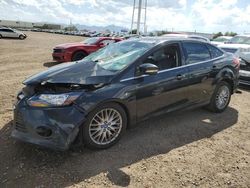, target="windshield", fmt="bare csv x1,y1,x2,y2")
229,36,250,45
83,40,154,72
82,37,99,45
